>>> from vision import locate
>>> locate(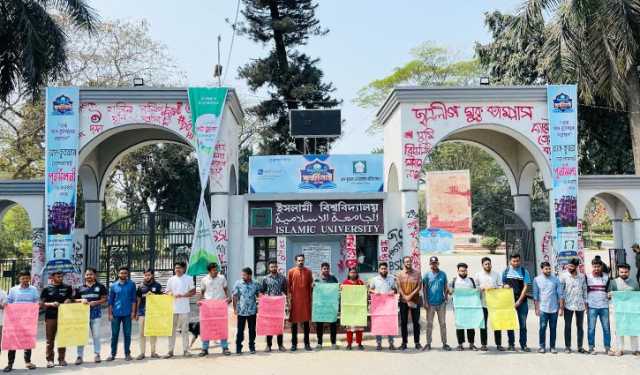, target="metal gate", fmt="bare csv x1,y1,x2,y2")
86,212,193,286
503,209,536,282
